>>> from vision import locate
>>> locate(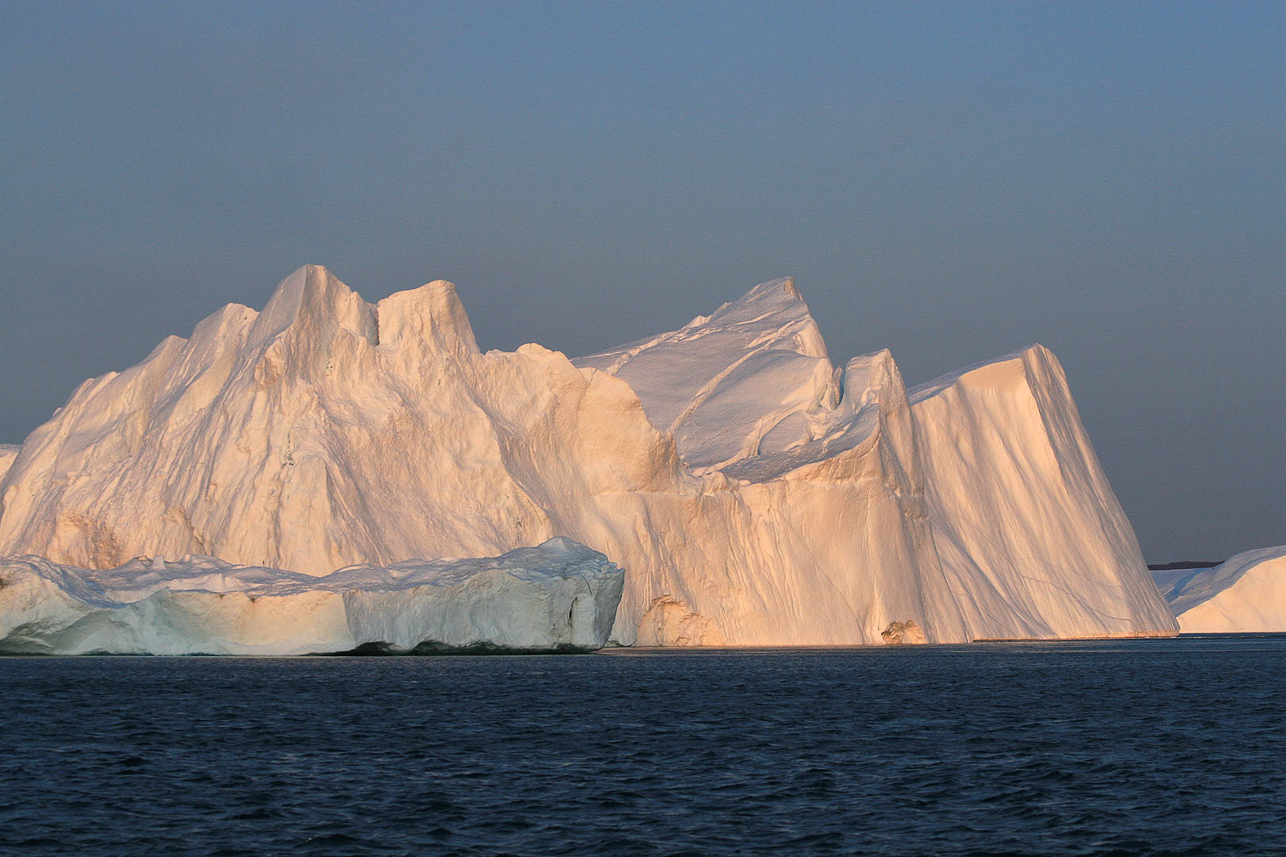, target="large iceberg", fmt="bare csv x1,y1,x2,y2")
0,538,624,655
0,265,1177,647
1155,546,1286,633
